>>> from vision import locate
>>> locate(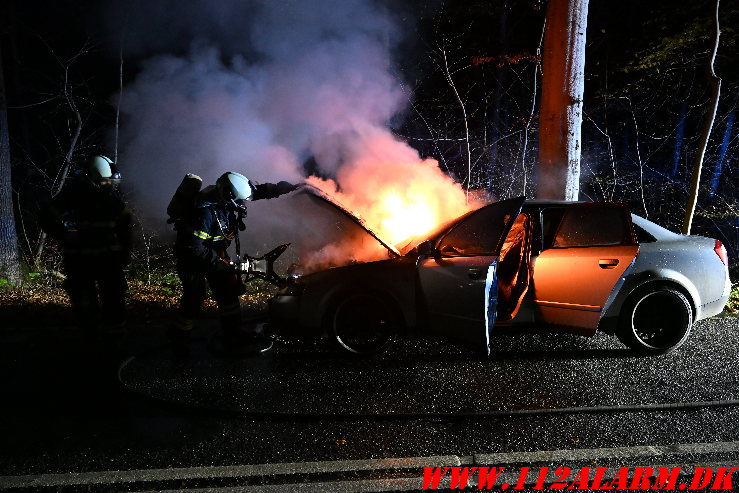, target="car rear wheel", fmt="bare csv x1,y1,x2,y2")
617,286,692,354
331,293,394,355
